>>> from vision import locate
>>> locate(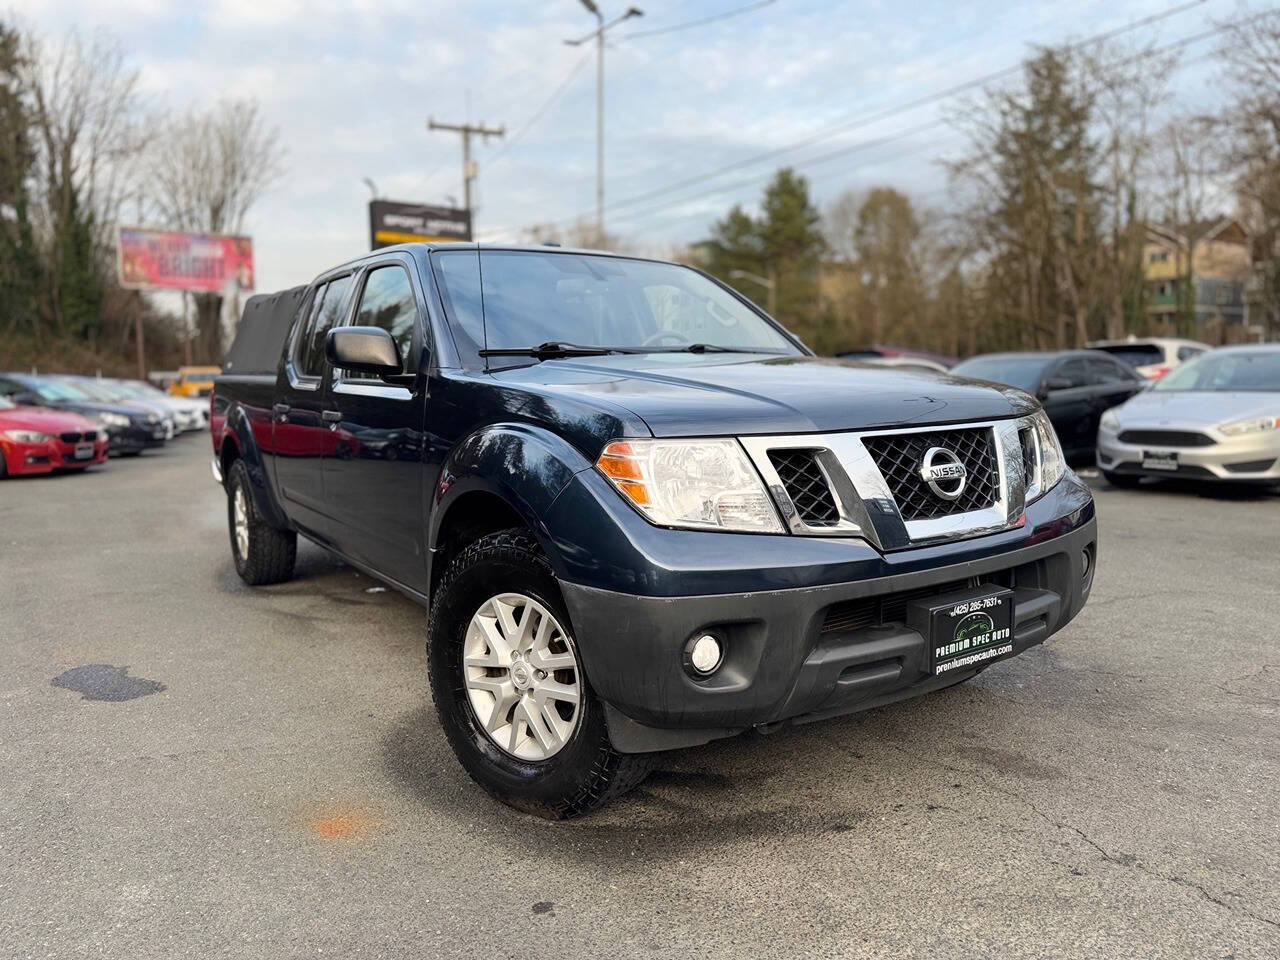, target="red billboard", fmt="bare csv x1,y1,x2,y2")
117,227,255,293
